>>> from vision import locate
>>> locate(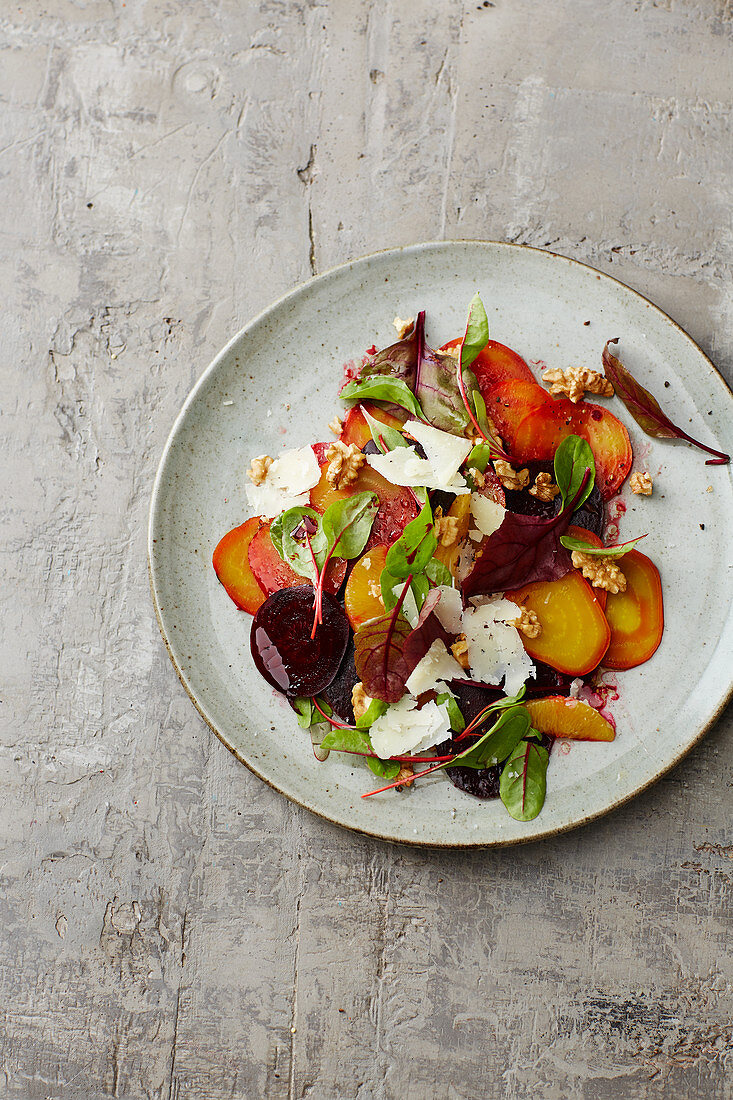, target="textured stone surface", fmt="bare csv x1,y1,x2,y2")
1,2,732,1097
